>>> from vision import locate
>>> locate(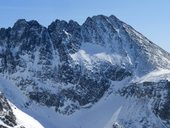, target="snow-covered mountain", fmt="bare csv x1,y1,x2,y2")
0,15,170,128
